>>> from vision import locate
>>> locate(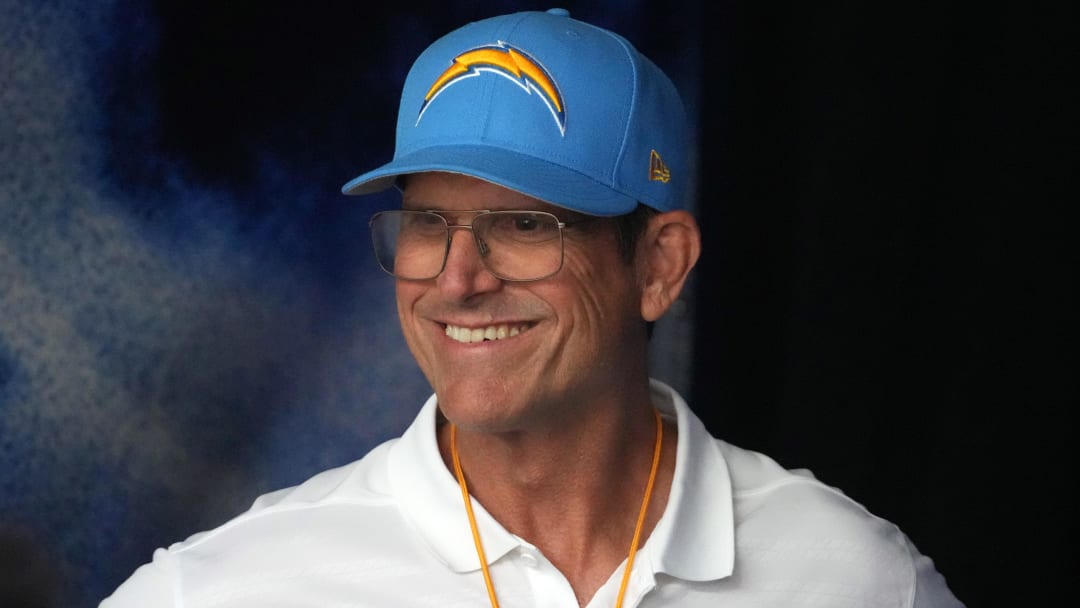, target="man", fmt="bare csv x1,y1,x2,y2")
102,9,963,607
